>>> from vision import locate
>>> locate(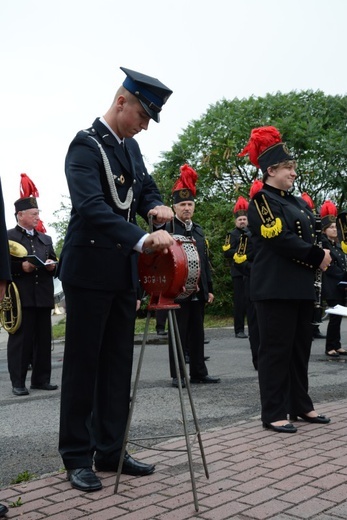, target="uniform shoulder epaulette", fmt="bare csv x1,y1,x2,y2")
253,192,282,238
222,233,231,251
